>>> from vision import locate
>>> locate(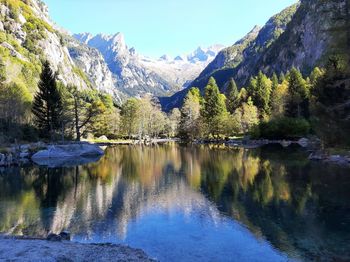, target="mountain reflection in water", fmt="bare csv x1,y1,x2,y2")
0,144,349,261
